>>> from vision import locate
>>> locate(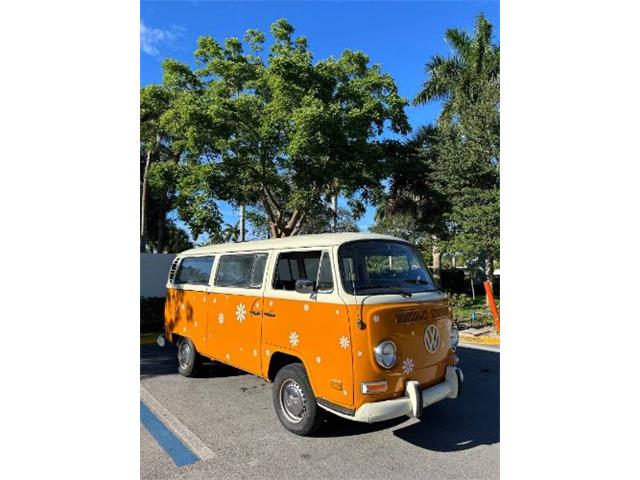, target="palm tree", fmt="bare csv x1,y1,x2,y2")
222,222,241,243
414,14,499,121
